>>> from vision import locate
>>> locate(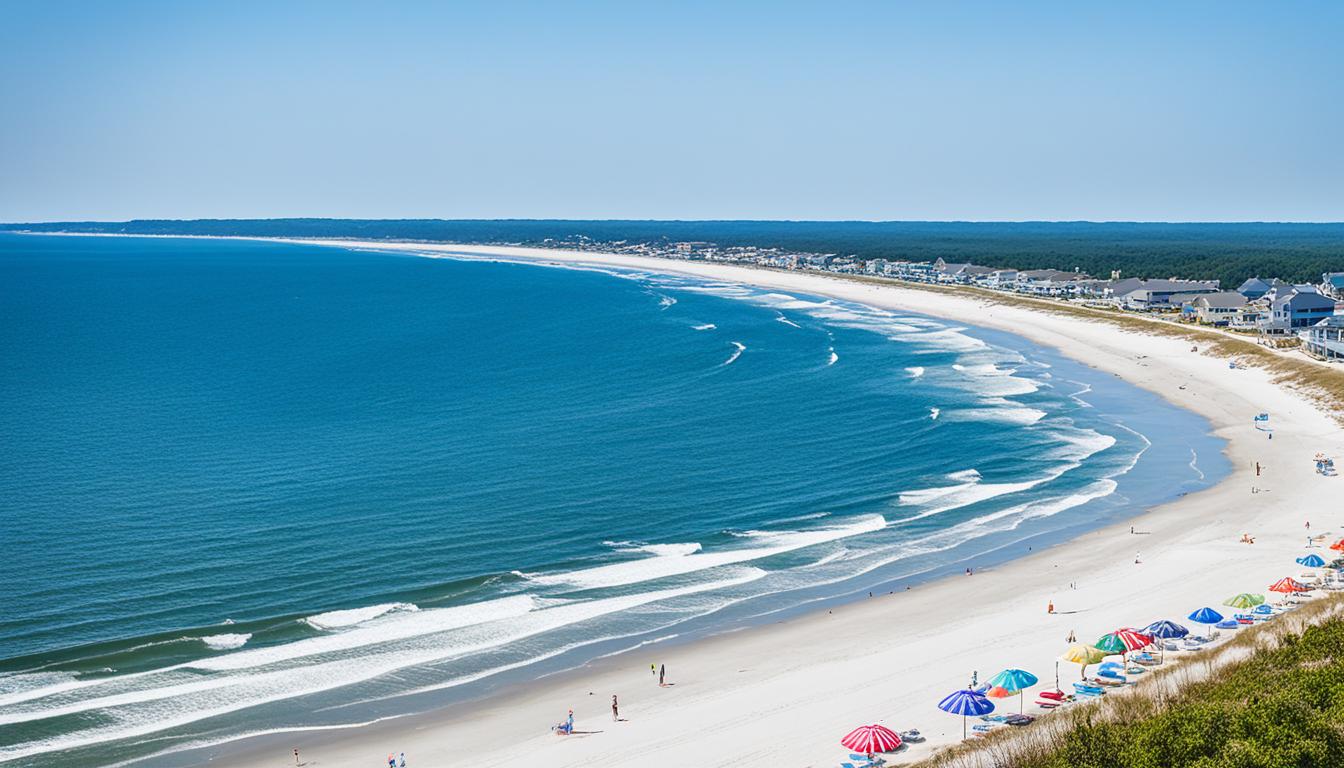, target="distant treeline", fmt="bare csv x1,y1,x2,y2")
5,219,1343,288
